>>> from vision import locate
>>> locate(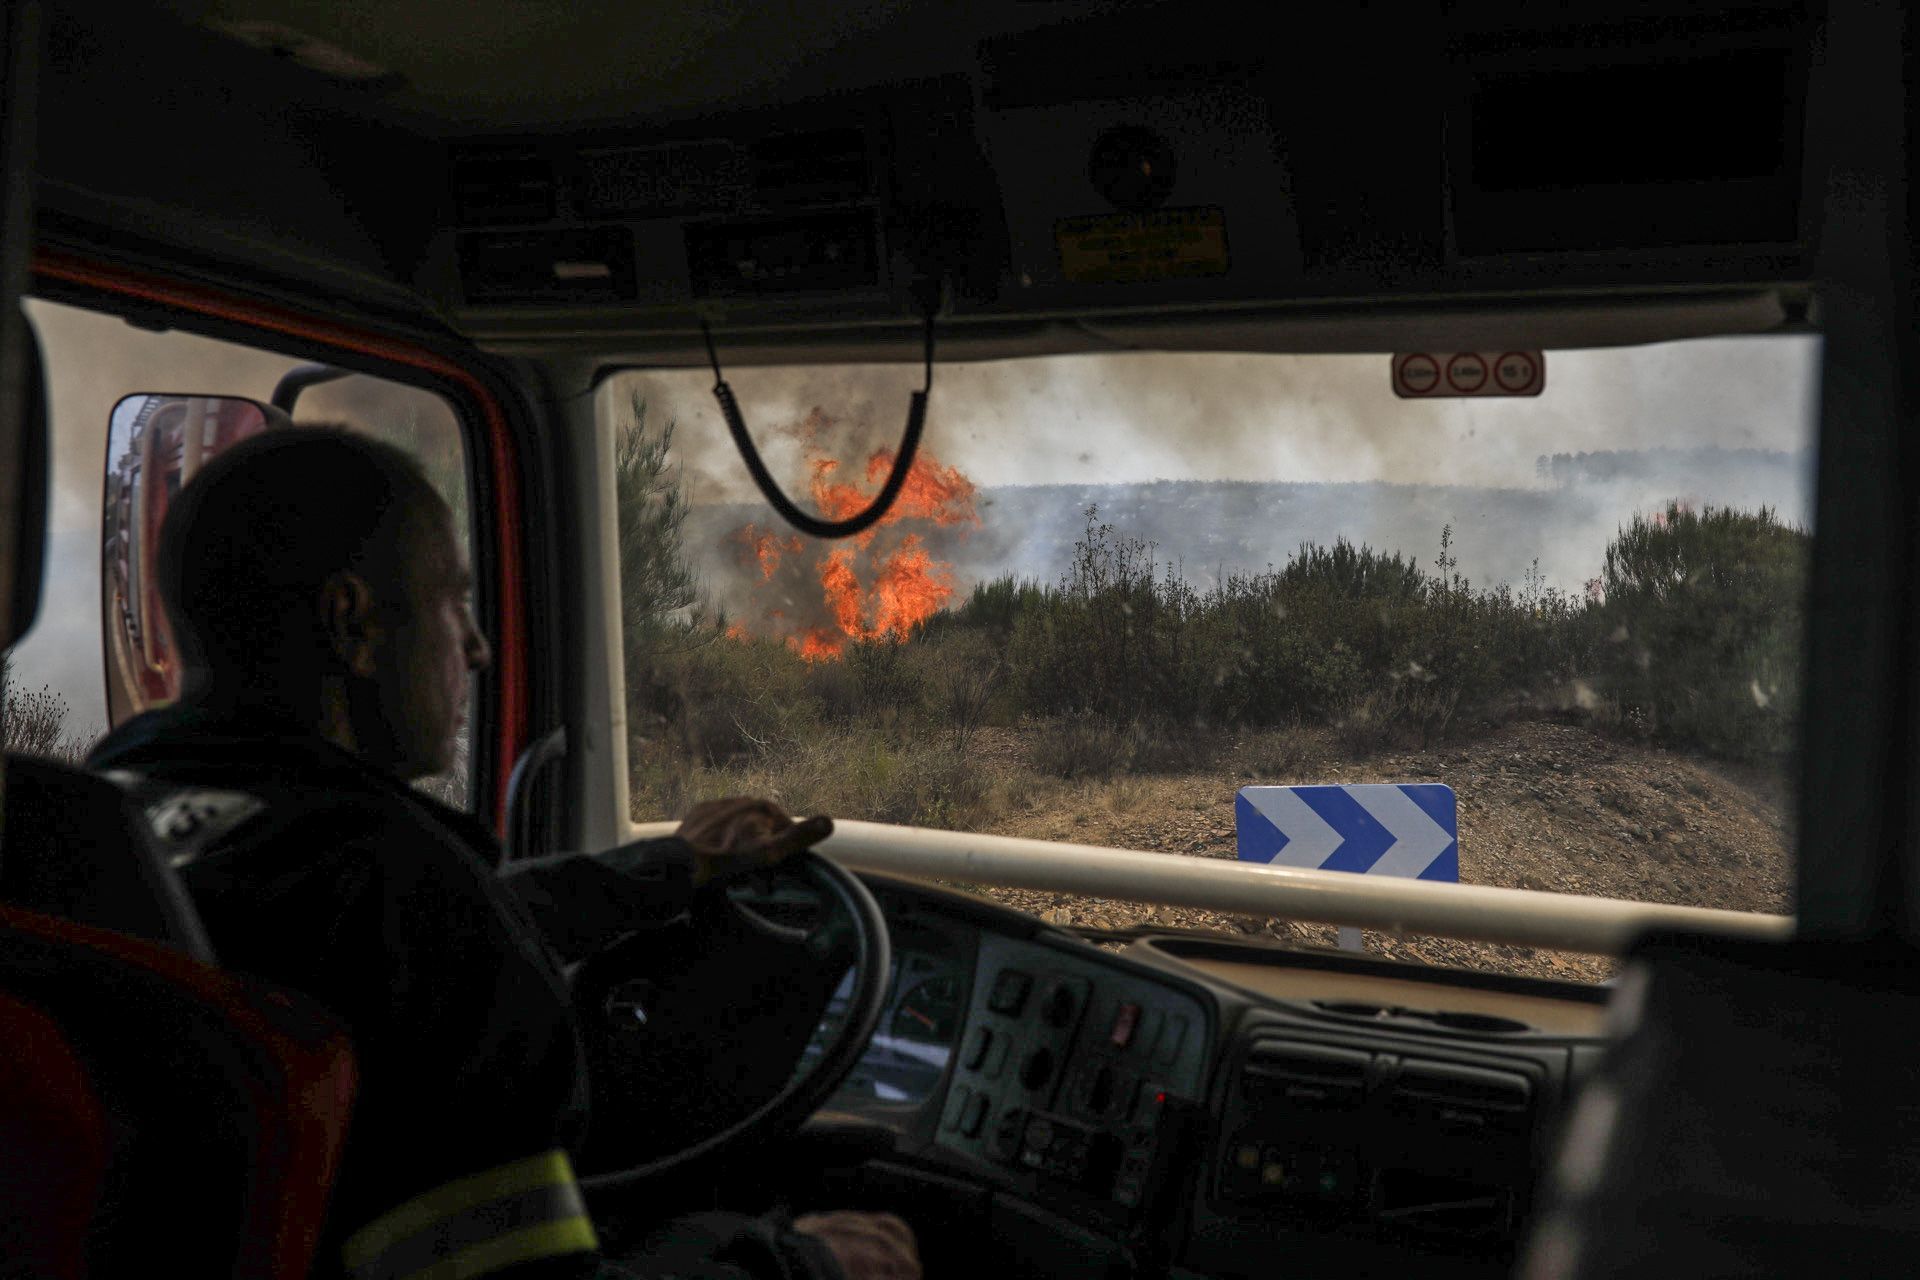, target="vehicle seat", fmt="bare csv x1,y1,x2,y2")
1,751,215,958
0,898,358,1277
0,308,357,1277
1522,931,1920,1278
0,988,109,1280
